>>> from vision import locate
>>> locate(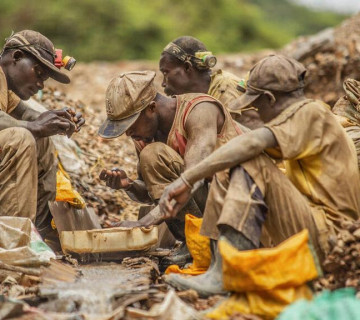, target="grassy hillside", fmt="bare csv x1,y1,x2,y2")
0,0,347,61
